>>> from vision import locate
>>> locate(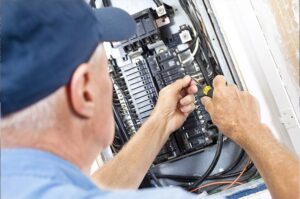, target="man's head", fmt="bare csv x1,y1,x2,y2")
1,0,136,171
